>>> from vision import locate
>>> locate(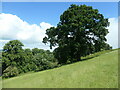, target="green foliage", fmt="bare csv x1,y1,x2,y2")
2,40,24,73
3,66,19,78
43,4,111,64
33,52,58,72
2,40,58,78
32,48,45,55
53,46,71,64
21,48,35,72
